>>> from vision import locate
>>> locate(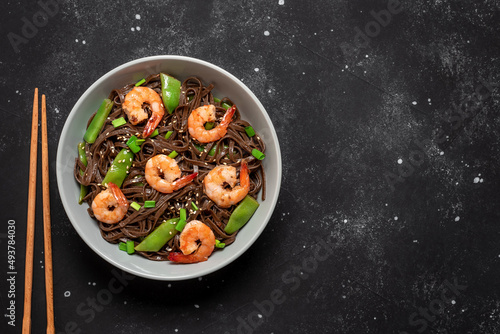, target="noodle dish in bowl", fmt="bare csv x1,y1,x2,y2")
57,56,281,280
